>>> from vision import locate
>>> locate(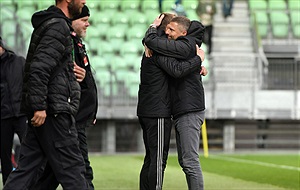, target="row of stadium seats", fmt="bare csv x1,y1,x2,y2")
251,10,300,38
249,0,299,11
1,0,198,13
